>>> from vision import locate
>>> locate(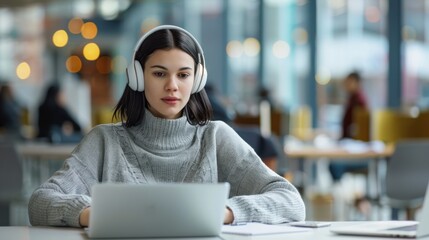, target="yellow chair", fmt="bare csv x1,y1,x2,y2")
417,110,429,138
353,107,371,142
289,105,312,141
92,107,119,126
374,109,424,143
